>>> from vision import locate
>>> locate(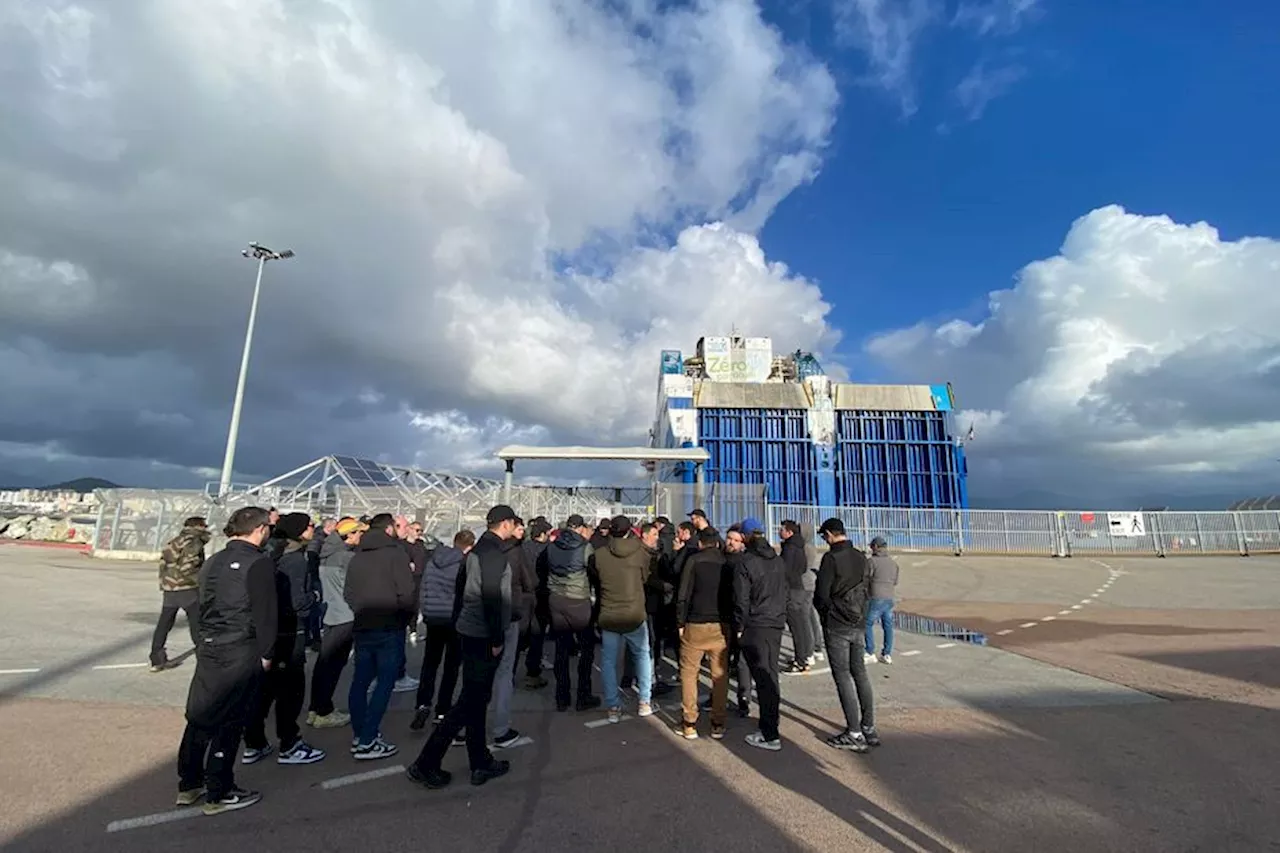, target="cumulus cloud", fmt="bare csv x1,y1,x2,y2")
867,205,1280,508
0,0,840,487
